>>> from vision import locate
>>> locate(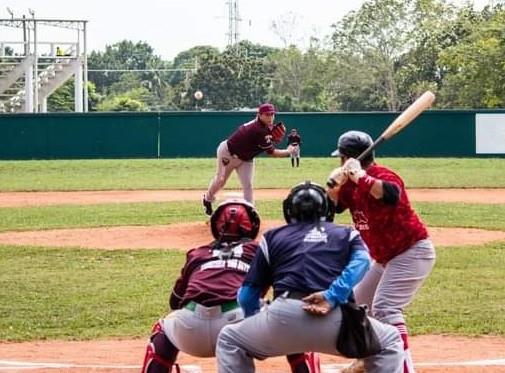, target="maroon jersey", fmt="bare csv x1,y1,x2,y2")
338,163,428,264
226,118,275,161
287,134,301,146
169,239,259,309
